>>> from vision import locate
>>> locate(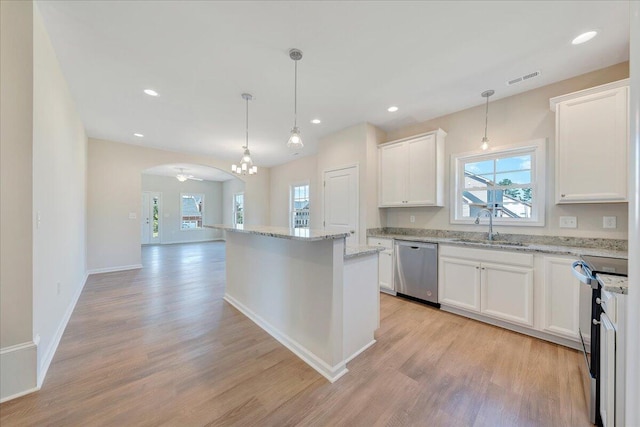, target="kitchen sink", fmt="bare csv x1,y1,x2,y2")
452,238,526,247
